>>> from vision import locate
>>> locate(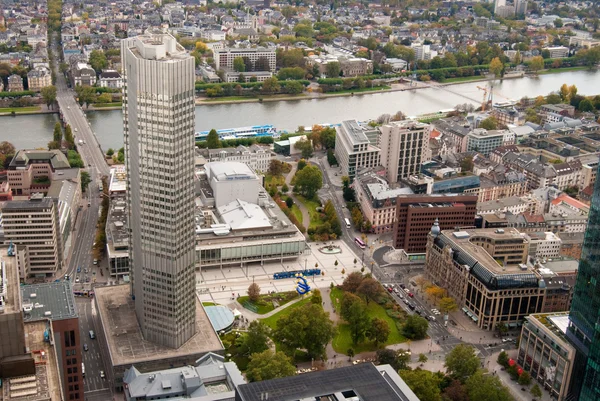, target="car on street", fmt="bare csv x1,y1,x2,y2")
399,283,406,289
100,371,105,379
93,259,98,265
408,292,414,297
83,344,88,352
89,330,95,339
398,294,404,300
75,277,80,283
84,268,89,274
85,276,90,283
76,266,81,273
64,274,70,281
428,315,436,321
407,303,416,310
